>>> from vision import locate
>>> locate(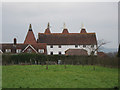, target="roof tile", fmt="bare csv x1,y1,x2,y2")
37,33,97,45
